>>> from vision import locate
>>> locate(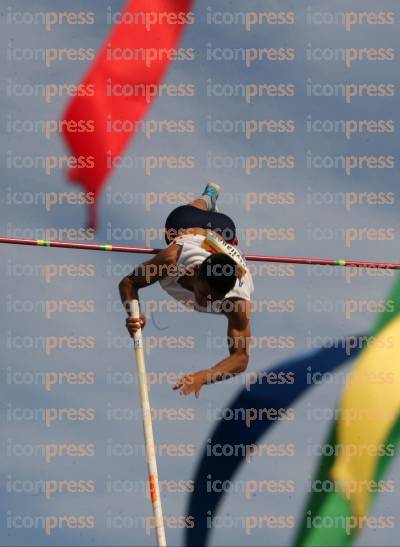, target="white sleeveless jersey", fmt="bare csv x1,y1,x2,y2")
159,234,254,314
